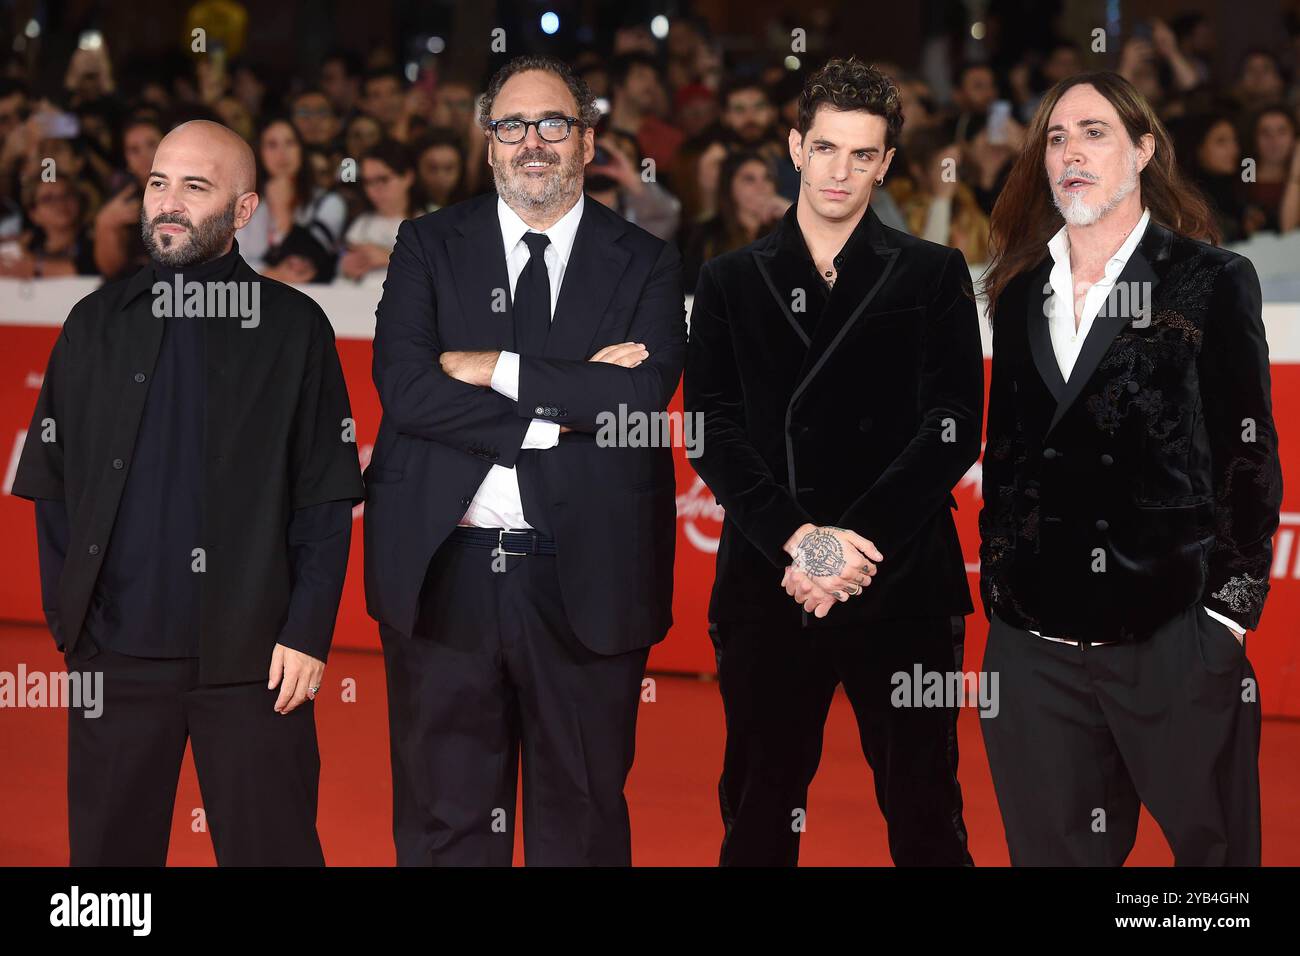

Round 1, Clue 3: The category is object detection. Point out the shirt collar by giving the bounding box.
[1047,207,1151,281]
[497,192,585,266]
[780,202,880,266]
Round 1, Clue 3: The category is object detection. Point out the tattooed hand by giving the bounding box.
[782,523,884,608]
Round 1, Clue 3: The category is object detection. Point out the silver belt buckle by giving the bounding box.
[497,529,528,556]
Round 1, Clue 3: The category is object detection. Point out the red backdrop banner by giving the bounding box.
[2,310,1296,715]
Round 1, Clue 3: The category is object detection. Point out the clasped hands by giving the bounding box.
[781,523,884,618]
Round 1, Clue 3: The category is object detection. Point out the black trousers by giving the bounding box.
[980,604,1262,866]
[712,614,974,866]
[379,541,650,866]
[65,643,324,866]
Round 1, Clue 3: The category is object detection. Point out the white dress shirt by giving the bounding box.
[459,193,585,529]
[1034,208,1244,644]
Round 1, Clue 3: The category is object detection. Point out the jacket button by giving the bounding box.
[535,407,545,415]
[1100,453,1114,465]
[88,544,100,555]
[112,458,124,469]
[1043,447,1057,459]
[1126,381,1140,394]
[134,372,146,383]
[1095,519,1109,531]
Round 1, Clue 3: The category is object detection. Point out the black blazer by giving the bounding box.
[364,193,686,653]
[979,217,1282,641]
[684,205,984,627]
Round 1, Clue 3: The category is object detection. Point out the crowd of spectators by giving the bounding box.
[3,7,1300,287]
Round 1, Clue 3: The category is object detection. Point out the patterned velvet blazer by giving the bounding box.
[979,217,1282,642]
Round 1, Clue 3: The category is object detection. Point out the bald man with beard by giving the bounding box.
[13,121,364,865]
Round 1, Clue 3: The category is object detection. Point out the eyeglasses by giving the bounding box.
[487,116,581,144]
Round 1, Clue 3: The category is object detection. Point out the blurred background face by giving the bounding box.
[361,156,411,214]
[417,143,461,203]
[617,63,661,112]
[677,94,718,138]
[1045,84,1143,226]
[730,158,775,216]
[364,76,403,127]
[793,105,892,223]
[293,92,338,146]
[260,120,302,178]
[432,82,475,128]
[306,148,333,191]
[0,89,27,140]
[956,66,996,114]
[486,69,592,215]
[1044,46,1083,85]
[29,180,80,231]
[1239,54,1284,100]
[123,123,161,185]
[321,60,357,109]
[346,116,382,159]
[1199,119,1240,175]
[214,95,253,141]
[723,87,774,143]
[899,80,935,134]
[1256,112,1296,166]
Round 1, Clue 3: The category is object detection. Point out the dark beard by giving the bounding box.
[141,197,238,267]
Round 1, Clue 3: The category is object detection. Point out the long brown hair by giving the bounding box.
[982,71,1218,317]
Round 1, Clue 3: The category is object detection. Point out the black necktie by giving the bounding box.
[514,232,552,354]
[512,231,552,533]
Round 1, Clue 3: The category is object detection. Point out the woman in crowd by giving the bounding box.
[681,148,788,291]
[412,127,467,211]
[0,176,97,277]
[1175,112,1247,243]
[1243,105,1297,235]
[239,115,347,282]
[338,138,418,281]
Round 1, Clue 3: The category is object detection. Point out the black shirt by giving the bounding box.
[16,241,365,683]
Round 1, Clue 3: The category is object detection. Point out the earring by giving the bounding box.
[874,177,884,186]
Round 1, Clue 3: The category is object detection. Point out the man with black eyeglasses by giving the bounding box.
[365,55,685,866]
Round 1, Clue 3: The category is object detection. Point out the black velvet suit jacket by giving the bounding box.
[979,217,1282,641]
[364,193,686,652]
[684,205,984,627]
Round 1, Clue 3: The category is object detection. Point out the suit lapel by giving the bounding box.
[547,200,630,360]
[752,222,814,349]
[1046,219,1167,434]
[1025,259,1067,403]
[791,209,897,404]
[445,195,517,351]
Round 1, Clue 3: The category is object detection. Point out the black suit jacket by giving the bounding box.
[979,217,1282,641]
[684,205,984,627]
[364,193,686,653]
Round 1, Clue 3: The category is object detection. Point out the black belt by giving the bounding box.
[448,526,556,555]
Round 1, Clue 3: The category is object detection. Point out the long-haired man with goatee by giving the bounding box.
[979,71,1281,865]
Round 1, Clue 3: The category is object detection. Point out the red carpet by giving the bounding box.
[2,620,1297,866]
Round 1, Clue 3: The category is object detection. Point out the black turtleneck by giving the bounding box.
[34,240,353,663]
